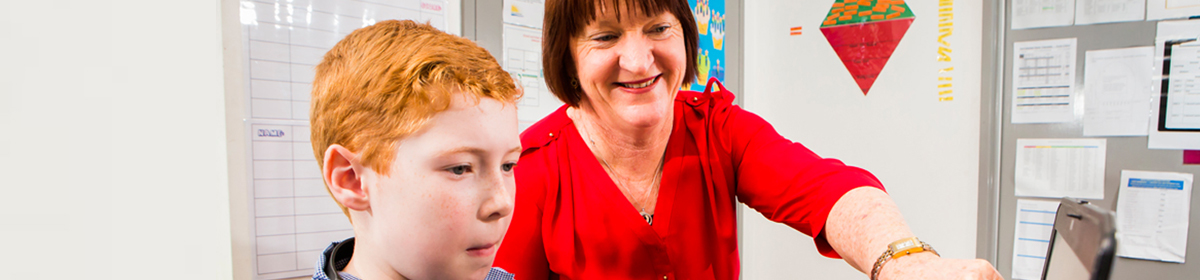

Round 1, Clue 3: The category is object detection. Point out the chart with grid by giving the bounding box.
[250,123,350,276]
[241,0,448,278]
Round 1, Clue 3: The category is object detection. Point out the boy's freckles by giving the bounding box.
[439,198,459,219]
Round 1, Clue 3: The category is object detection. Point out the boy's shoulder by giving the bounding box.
[311,237,516,280]
[312,237,360,280]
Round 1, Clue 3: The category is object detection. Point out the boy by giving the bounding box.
[309,20,521,280]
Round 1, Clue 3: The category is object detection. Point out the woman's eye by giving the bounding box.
[501,162,517,172]
[650,25,670,34]
[593,34,618,42]
[447,165,472,175]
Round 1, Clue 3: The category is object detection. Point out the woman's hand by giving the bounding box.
[825,187,1004,280]
[879,252,1003,280]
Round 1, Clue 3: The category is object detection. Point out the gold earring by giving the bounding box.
[571,78,579,89]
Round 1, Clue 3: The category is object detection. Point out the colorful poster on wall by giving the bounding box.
[689,0,725,91]
[820,0,915,95]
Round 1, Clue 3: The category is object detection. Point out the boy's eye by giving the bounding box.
[447,165,472,175]
[501,162,517,172]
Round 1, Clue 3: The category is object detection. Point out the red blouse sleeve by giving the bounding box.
[709,89,885,259]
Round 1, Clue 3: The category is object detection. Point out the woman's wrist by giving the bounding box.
[877,251,939,280]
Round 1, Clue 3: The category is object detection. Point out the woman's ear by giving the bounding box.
[323,145,370,211]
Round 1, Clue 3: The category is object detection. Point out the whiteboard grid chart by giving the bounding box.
[249,123,351,277]
[240,0,449,278]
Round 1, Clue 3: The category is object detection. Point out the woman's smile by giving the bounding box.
[614,74,662,92]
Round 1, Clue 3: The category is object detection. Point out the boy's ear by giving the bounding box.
[323,145,370,211]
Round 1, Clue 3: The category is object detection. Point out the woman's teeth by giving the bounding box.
[618,76,657,89]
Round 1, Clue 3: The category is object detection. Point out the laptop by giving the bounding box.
[1040,198,1117,280]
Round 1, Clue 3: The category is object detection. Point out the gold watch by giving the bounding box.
[870,237,938,280]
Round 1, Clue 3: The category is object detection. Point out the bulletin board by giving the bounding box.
[992,1,1200,279]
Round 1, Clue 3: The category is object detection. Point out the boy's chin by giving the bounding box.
[460,252,498,272]
[454,262,496,280]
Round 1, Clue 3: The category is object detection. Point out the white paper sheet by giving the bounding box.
[1012,38,1079,124]
[503,0,544,29]
[1149,20,1200,149]
[1015,138,1107,199]
[1147,0,1200,20]
[1115,170,1194,263]
[1075,0,1147,25]
[1083,46,1155,136]
[1162,43,1200,130]
[1013,0,1077,30]
[504,24,562,131]
[1012,199,1062,280]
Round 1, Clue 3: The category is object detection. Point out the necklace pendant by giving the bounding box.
[641,212,654,225]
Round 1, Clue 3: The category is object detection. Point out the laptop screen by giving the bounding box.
[1043,231,1090,280]
[1040,198,1117,280]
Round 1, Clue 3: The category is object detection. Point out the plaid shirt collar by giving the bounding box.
[312,237,514,280]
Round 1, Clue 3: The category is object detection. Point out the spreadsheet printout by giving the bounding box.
[1115,170,1194,263]
[240,0,450,278]
[1014,138,1107,199]
[1011,38,1079,124]
[1012,0,1076,30]
[1074,0,1146,25]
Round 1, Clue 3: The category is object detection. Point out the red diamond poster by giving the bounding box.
[820,0,915,95]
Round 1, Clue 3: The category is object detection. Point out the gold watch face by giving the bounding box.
[889,237,924,257]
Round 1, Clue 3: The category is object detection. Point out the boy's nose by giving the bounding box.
[479,177,514,222]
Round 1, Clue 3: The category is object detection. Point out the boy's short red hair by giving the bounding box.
[310,20,520,217]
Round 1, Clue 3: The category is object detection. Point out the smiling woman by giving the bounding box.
[491,0,1003,280]
[541,0,698,108]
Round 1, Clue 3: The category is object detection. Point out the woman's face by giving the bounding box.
[570,9,687,128]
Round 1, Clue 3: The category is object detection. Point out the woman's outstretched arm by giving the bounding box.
[825,187,1003,280]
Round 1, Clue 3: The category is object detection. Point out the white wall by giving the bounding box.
[740,0,983,278]
[0,0,233,279]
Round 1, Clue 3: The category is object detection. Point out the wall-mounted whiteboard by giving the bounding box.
[235,0,459,279]
[741,0,983,278]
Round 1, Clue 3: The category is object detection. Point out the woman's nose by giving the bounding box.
[618,35,655,75]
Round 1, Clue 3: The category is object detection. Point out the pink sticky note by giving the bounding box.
[1186,150,1200,164]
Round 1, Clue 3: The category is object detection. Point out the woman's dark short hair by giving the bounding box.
[542,0,699,107]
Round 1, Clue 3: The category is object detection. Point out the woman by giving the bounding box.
[494,1,1002,279]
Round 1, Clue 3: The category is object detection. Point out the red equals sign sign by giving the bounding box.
[789,26,803,36]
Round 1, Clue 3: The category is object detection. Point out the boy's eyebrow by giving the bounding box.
[436,146,523,157]
[437,146,487,157]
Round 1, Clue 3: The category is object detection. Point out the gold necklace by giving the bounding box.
[577,116,664,225]
[598,153,663,225]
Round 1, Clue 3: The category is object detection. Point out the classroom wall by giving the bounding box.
[0,0,235,279]
[739,0,985,278]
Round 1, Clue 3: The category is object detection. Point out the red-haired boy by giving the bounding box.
[309,20,522,280]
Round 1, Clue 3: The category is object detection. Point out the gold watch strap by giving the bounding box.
[870,237,938,280]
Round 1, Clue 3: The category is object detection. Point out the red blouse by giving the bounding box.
[495,81,885,280]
